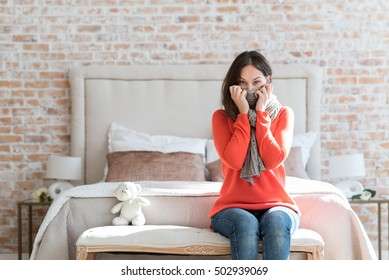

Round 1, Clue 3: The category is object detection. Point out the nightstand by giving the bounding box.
[348,197,389,260]
[17,199,52,260]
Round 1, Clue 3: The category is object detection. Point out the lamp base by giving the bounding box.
[335,180,364,199]
[48,181,73,199]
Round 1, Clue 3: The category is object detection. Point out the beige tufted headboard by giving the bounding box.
[69,64,322,184]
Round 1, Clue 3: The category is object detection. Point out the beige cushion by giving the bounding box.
[77,225,228,248]
[77,225,324,249]
[206,159,224,182]
[105,151,207,182]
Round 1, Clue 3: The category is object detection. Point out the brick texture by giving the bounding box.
[1,0,388,258]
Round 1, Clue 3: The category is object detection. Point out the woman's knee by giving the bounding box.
[260,207,299,235]
[211,208,259,236]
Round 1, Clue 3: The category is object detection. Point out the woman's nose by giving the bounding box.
[246,83,255,90]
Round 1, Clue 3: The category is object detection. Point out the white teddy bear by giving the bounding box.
[111,182,150,226]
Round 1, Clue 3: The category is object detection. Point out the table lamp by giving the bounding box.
[328,153,366,198]
[46,156,82,199]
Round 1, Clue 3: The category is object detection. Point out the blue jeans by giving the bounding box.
[211,207,300,260]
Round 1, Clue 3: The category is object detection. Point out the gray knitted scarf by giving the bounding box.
[229,88,282,184]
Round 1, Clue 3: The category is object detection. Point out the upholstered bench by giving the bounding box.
[76,225,324,260]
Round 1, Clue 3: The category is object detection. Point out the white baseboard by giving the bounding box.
[0,253,29,260]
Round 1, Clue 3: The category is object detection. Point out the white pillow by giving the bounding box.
[292,132,317,167]
[108,122,207,155]
[206,139,219,164]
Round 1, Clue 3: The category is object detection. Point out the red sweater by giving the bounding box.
[208,107,300,218]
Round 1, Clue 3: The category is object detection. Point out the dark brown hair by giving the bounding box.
[222,50,272,119]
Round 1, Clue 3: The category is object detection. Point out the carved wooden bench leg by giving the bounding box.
[76,245,94,260]
[311,243,325,260]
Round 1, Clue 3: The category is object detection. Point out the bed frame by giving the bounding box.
[69,64,323,184]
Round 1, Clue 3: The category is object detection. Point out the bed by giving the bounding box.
[30,64,377,260]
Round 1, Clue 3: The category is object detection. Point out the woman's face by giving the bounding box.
[237,65,269,91]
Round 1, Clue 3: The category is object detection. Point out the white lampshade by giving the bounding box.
[329,153,366,179]
[329,153,366,199]
[46,156,82,180]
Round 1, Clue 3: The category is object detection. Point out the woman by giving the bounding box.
[209,50,300,260]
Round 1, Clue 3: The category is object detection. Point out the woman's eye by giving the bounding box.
[253,81,262,86]
[238,81,246,86]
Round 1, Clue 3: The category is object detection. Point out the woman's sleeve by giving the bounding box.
[212,109,251,170]
[255,107,294,170]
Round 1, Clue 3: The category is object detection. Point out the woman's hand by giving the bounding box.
[255,83,273,111]
[230,85,249,114]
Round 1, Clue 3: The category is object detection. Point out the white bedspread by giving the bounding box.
[30,177,377,260]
